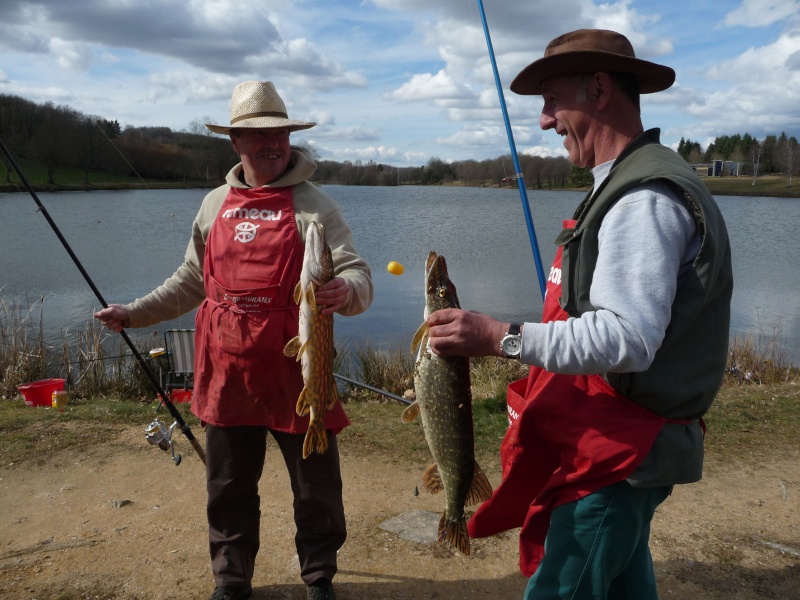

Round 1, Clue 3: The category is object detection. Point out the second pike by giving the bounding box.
[283,221,338,459]
[401,251,493,555]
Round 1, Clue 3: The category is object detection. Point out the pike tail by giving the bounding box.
[438,512,470,556]
[302,419,328,459]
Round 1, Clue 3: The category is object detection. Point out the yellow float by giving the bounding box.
[387,261,404,276]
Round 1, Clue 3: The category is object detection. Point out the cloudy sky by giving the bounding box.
[1,0,799,166]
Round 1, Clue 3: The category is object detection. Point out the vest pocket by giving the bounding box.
[555,226,580,316]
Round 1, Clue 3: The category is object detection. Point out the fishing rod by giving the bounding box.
[334,372,412,405]
[475,0,547,300]
[0,136,205,466]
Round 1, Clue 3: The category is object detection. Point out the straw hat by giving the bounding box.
[205,81,316,134]
[511,29,675,96]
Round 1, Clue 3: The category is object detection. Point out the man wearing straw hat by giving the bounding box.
[95,81,372,600]
[424,30,733,599]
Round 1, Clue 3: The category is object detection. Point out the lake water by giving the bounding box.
[1,185,798,363]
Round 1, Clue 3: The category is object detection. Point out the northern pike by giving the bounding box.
[283,221,338,459]
[401,251,493,555]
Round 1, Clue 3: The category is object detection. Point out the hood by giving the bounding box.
[225,146,317,189]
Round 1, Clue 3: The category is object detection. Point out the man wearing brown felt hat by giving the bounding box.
[425,29,733,600]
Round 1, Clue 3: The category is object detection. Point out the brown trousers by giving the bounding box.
[205,425,346,587]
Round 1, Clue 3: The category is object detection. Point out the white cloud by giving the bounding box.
[49,38,93,71]
[788,49,800,70]
[315,125,382,142]
[706,32,800,83]
[386,69,474,102]
[521,145,569,159]
[723,0,800,28]
[307,111,336,126]
[677,30,800,137]
[326,144,399,162]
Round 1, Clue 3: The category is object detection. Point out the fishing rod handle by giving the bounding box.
[189,437,207,464]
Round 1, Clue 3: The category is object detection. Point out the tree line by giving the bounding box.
[1,93,797,189]
[678,132,798,184]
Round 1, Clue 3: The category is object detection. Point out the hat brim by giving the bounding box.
[510,51,675,95]
[205,116,316,134]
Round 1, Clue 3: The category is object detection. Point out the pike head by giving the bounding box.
[301,221,334,289]
[424,251,460,317]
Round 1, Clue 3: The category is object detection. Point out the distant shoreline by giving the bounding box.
[1,176,798,198]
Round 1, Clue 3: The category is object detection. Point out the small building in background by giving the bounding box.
[690,160,744,177]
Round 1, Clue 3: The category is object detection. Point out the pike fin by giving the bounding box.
[297,339,308,360]
[400,401,420,423]
[421,463,444,495]
[438,512,470,555]
[296,387,310,417]
[465,461,494,506]
[306,284,317,311]
[410,322,429,354]
[293,281,302,305]
[326,381,340,410]
[302,420,328,459]
[283,336,302,358]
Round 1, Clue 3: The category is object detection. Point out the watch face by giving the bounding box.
[502,335,522,356]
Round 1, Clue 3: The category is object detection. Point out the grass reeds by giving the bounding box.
[2,294,797,410]
[0,294,48,398]
[0,299,798,469]
[727,320,796,385]
[0,298,157,402]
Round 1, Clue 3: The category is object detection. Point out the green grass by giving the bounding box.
[0,157,215,191]
[2,374,797,475]
[0,394,197,467]
[703,380,800,459]
[700,174,800,198]
[1,157,141,186]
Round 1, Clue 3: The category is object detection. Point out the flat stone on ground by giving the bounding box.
[379,510,439,544]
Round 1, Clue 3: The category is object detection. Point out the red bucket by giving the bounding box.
[16,378,66,407]
[171,389,193,404]
[157,389,193,404]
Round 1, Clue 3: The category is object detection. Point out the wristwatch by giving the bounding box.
[499,323,522,359]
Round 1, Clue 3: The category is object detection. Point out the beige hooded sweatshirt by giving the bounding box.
[124,147,373,327]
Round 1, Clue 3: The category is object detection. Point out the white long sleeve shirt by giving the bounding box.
[520,160,701,375]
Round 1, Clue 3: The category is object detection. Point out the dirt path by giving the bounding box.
[1,426,798,599]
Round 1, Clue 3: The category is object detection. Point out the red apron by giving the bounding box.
[190,186,349,433]
[468,220,668,577]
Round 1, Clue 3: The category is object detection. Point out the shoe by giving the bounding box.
[209,584,252,600]
[307,578,336,600]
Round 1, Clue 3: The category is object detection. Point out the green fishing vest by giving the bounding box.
[556,129,733,419]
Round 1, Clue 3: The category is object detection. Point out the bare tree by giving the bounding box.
[187,117,217,181]
[751,140,762,187]
[777,132,798,187]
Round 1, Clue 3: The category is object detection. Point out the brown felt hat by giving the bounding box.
[205,80,315,134]
[511,29,675,95]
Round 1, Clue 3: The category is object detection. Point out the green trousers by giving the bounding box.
[524,481,672,600]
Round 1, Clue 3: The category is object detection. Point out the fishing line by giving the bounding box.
[38,54,152,189]
[12,55,198,370]
[0,136,205,465]
[166,211,190,328]
[474,0,547,300]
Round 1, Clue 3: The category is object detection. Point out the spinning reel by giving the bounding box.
[145,419,182,466]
